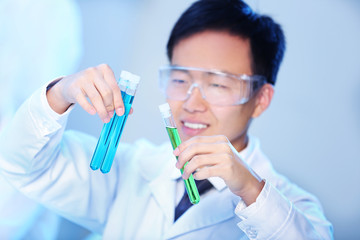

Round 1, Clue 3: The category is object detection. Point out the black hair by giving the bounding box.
[166,0,285,85]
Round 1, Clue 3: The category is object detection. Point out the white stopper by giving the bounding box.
[129,73,140,84]
[120,70,133,80]
[119,70,141,90]
[158,103,171,118]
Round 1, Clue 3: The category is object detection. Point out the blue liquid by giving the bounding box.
[90,116,116,170]
[90,91,126,170]
[100,93,134,173]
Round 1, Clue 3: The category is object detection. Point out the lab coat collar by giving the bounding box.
[165,187,239,239]
[148,160,239,239]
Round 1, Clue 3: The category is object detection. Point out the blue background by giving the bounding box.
[1,0,359,239]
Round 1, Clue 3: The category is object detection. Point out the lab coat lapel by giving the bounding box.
[148,171,177,224]
[138,144,178,224]
[165,187,238,239]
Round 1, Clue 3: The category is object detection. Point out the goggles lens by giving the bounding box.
[159,65,266,106]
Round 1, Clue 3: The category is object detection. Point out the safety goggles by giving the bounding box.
[158,65,266,106]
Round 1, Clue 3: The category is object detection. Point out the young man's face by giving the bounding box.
[168,30,258,151]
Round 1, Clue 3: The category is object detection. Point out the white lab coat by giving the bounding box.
[0,86,333,239]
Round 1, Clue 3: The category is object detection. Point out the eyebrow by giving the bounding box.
[171,64,232,76]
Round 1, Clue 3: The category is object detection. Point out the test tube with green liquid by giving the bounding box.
[159,103,200,204]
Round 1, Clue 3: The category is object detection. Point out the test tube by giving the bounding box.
[90,71,133,170]
[100,73,140,173]
[159,103,200,204]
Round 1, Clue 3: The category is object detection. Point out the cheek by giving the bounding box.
[212,106,251,134]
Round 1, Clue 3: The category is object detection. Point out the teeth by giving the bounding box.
[184,122,207,129]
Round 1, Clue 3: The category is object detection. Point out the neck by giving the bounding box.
[232,133,249,153]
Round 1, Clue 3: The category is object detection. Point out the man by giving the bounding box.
[0,0,333,239]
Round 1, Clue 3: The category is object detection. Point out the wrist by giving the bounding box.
[241,178,265,206]
[46,77,73,114]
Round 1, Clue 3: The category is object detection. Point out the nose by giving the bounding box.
[187,83,206,99]
[183,83,207,112]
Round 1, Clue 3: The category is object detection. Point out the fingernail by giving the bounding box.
[116,107,124,116]
[103,117,110,123]
[108,111,114,118]
[89,108,96,115]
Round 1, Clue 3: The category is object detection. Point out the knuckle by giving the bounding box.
[109,81,119,90]
[189,142,199,152]
[191,155,199,165]
[87,91,98,99]
[85,67,97,76]
[98,63,110,71]
[102,88,113,99]
[105,105,114,112]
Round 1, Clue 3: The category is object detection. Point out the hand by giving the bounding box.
[174,135,265,205]
[46,64,127,123]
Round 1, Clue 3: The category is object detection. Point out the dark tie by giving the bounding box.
[174,179,213,222]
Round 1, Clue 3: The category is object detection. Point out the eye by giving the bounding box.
[171,78,186,84]
[210,83,228,89]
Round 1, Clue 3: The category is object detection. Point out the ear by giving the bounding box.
[252,84,274,118]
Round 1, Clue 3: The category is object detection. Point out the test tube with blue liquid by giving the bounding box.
[90,71,140,173]
[159,103,200,204]
[100,73,140,173]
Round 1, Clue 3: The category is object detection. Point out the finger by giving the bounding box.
[82,84,110,122]
[192,165,222,180]
[75,91,96,115]
[98,64,124,116]
[181,153,223,179]
[91,69,115,113]
[93,77,114,113]
[176,141,231,170]
[175,135,229,155]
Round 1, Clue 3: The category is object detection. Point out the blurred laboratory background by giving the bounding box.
[1,0,360,239]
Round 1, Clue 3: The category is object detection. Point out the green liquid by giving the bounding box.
[166,127,200,204]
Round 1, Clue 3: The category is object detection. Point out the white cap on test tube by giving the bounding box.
[130,73,140,84]
[118,70,132,90]
[120,70,133,80]
[159,103,171,118]
[127,73,141,90]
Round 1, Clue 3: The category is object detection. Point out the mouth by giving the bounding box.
[183,121,208,129]
[181,120,209,137]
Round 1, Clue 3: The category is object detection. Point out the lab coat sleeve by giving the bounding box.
[0,85,128,234]
[235,179,333,240]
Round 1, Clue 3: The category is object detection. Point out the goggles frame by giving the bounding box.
[158,65,267,106]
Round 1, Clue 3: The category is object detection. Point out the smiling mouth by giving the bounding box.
[183,121,208,129]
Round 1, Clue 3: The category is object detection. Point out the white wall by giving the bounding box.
[67,0,360,239]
